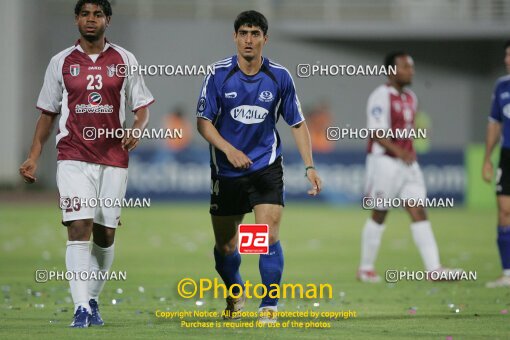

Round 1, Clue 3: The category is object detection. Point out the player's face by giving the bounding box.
[234,25,268,61]
[75,3,110,42]
[505,47,510,74]
[393,55,415,86]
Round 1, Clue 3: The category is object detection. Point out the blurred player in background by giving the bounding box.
[358,51,460,282]
[19,0,154,327]
[482,40,510,288]
[197,11,321,323]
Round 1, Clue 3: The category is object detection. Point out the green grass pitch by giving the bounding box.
[0,203,509,339]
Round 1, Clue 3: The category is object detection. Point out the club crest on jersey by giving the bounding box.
[225,92,237,99]
[258,90,274,102]
[230,105,268,124]
[70,64,80,77]
[88,92,102,106]
[107,64,116,78]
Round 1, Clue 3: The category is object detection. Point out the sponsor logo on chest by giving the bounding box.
[88,92,102,106]
[230,105,268,124]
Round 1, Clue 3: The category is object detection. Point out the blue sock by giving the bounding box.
[259,241,284,307]
[214,247,243,295]
[497,226,510,270]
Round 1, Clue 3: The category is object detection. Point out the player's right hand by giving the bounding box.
[19,158,37,184]
[225,147,253,170]
[482,160,493,183]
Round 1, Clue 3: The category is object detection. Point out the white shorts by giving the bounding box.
[364,154,426,210]
[57,160,128,228]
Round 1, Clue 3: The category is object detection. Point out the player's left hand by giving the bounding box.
[306,168,322,196]
[121,135,140,152]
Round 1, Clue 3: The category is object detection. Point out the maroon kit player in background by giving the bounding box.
[357,51,462,282]
[19,0,154,327]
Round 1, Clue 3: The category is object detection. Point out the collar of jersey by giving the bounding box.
[74,38,111,54]
[385,83,405,96]
[235,55,267,77]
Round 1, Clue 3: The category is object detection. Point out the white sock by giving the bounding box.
[88,242,115,301]
[410,220,441,271]
[66,240,91,313]
[359,219,386,271]
[503,269,510,277]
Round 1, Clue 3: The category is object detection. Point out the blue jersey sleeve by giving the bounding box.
[490,82,502,122]
[279,71,305,126]
[197,73,219,122]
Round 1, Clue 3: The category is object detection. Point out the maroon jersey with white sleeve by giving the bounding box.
[36,40,154,168]
[366,84,417,158]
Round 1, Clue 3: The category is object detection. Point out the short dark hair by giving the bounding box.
[234,10,268,35]
[505,40,510,50]
[75,0,112,17]
[384,51,409,71]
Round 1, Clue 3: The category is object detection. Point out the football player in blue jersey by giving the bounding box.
[196,10,322,323]
[483,40,510,288]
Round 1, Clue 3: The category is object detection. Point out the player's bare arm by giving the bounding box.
[374,137,416,165]
[197,118,252,169]
[291,121,322,196]
[122,107,150,151]
[483,120,502,182]
[19,112,58,183]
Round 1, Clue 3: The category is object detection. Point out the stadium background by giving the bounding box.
[1,0,510,338]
